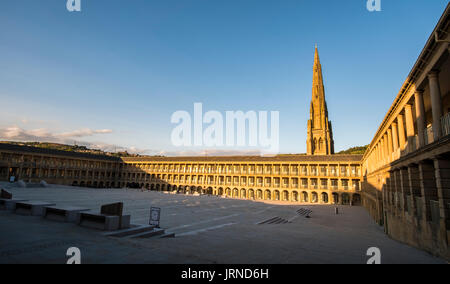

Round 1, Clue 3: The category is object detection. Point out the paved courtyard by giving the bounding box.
[0,182,445,264]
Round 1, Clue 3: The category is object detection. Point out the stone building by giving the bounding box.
[0,3,449,259]
[361,4,450,260]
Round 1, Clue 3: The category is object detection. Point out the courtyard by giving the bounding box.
[0,182,445,264]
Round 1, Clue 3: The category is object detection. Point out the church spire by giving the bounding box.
[307,46,335,155]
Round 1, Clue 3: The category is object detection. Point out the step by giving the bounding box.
[103,224,156,238]
[124,228,166,239]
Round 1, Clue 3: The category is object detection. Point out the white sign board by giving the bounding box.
[149,207,161,228]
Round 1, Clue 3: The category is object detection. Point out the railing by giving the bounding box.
[441,112,450,137]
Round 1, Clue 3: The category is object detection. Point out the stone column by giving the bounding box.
[428,71,443,141]
[387,128,393,160]
[397,114,406,150]
[404,104,415,151]
[392,122,399,152]
[414,90,426,147]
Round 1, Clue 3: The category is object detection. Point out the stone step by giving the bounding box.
[127,228,166,239]
[103,224,156,238]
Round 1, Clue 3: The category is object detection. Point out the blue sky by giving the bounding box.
[0,0,448,155]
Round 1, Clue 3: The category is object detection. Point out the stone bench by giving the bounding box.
[77,202,130,231]
[0,189,28,211]
[43,206,90,223]
[0,198,29,211]
[14,201,56,216]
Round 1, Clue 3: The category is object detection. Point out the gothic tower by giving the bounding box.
[307,46,335,155]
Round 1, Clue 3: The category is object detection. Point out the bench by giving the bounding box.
[77,202,130,231]
[1,189,12,199]
[43,206,90,223]
[14,201,56,216]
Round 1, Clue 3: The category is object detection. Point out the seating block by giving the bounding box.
[43,206,90,223]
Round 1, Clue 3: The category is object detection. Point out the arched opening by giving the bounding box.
[226,188,232,197]
[161,184,166,191]
[150,184,155,191]
[72,181,78,187]
[233,188,239,198]
[155,184,160,191]
[265,190,272,200]
[80,181,85,187]
[167,185,171,191]
[218,187,224,196]
[352,194,362,206]
[342,193,350,205]
[311,192,318,203]
[282,190,289,201]
[332,193,339,204]
[292,191,299,202]
[240,189,246,199]
[197,186,203,194]
[256,190,263,200]
[145,183,150,190]
[173,185,178,192]
[302,191,308,203]
[248,189,255,200]
[321,192,329,204]
[207,187,213,195]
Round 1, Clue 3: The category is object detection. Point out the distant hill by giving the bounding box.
[0,141,146,158]
[337,145,369,155]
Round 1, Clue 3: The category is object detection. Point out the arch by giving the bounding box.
[173,185,178,192]
[197,186,203,194]
[240,189,246,199]
[265,189,272,200]
[302,191,308,203]
[72,181,78,187]
[332,192,339,204]
[342,193,351,205]
[352,194,361,206]
[226,188,232,197]
[167,185,172,191]
[145,183,150,190]
[150,184,155,191]
[155,184,160,191]
[321,192,329,204]
[80,181,85,187]
[282,190,289,201]
[93,181,98,188]
[292,191,299,202]
[311,192,318,203]
[218,187,224,196]
[256,189,263,200]
[206,187,213,195]
[161,184,166,192]
[248,189,255,200]
[233,188,239,198]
